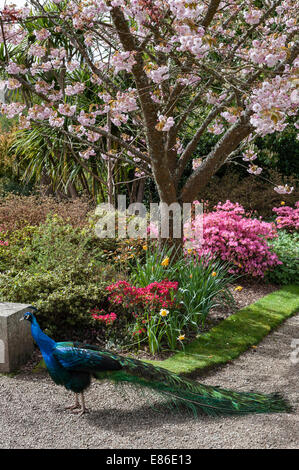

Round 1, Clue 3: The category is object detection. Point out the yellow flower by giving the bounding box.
[142,245,147,251]
[238,263,242,268]
[187,248,193,254]
[161,256,169,267]
[211,271,217,277]
[177,334,185,341]
[159,309,169,317]
[280,201,285,205]
[234,286,243,292]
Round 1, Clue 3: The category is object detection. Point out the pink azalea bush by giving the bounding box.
[272,202,299,232]
[189,200,281,277]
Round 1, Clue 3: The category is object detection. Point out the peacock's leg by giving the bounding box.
[71,392,89,416]
[65,393,81,411]
[78,392,89,416]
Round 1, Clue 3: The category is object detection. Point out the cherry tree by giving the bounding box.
[0,0,298,235]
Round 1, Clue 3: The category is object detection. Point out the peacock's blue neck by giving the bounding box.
[31,321,56,354]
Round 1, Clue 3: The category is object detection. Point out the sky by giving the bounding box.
[1,0,26,8]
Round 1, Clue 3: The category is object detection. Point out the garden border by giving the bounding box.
[145,284,299,375]
[25,284,299,378]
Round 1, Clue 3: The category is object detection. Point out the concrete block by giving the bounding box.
[0,303,34,373]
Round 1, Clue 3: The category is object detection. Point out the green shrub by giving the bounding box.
[1,215,112,273]
[0,265,111,338]
[267,231,299,285]
[0,215,122,338]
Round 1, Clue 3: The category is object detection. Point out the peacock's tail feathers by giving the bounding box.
[92,352,293,416]
[28,313,293,417]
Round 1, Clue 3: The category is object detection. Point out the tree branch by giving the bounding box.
[201,0,221,28]
[175,93,234,183]
[180,110,253,203]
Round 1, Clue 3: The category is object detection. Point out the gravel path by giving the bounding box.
[0,314,298,449]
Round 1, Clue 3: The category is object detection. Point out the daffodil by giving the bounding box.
[142,245,147,251]
[177,334,185,341]
[187,248,193,254]
[161,256,169,267]
[280,201,285,205]
[159,309,169,317]
[211,271,217,277]
[234,286,243,292]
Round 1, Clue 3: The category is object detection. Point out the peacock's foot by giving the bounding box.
[65,403,81,411]
[65,393,81,411]
[72,407,89,417]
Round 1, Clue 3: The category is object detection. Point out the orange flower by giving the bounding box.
[161,256,169,267]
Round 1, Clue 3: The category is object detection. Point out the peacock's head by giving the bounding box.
[20,307,37,323]
[21,312,34,323]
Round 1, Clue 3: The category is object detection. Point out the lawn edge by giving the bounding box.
[144,284,299,375]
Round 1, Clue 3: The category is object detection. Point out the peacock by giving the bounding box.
[20,309,293,417]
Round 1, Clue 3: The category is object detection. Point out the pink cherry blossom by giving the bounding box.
[34,28,50,41]
[244,9,262,25]
[111,51,137,74]
[58,103,77,117]
[79,147,96,160]
[49,113,65,128]
[156,115,175,132]
[146,65,169,84]
[65,82,85,96]
[247,165,262,175]
[5,78,21,89]
[274,185,294,195]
